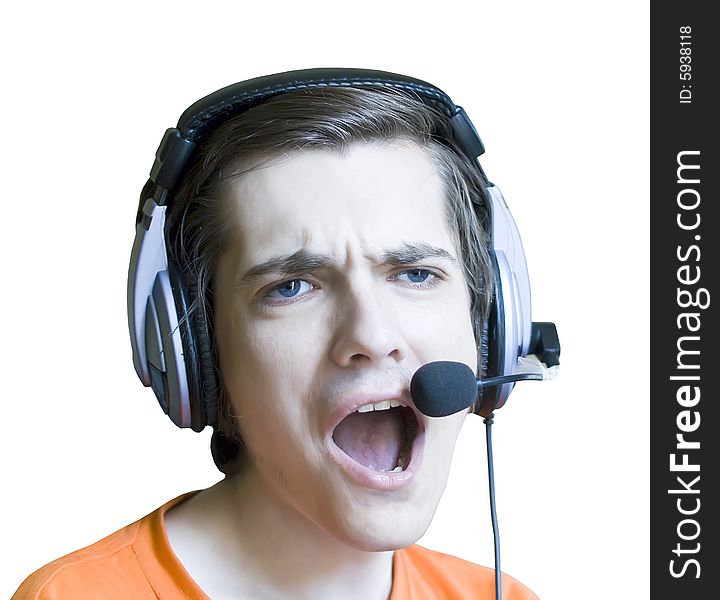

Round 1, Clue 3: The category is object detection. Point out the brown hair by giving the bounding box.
[166,86,495,473]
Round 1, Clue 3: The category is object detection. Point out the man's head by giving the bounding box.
[165,87,494,469]
[156,85,495,549]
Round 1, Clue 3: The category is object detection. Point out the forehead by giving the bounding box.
[220,141,458,265]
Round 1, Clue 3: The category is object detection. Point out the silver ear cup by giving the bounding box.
[148,268,191,427]
[128,198,192,427]
[485,185,532,409]
[128,198,166,387]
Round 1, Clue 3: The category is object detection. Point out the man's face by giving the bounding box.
[214,141,478,551]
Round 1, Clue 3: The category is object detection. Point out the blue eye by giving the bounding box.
[390,267,444,289]
[403,268,432,283]
[275,280,307,297]
[265,279,315,302]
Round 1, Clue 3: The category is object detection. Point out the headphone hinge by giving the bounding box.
[149,128,196,193]
[450,106,486,158]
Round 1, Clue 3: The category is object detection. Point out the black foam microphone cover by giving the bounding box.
[410,361,478,417]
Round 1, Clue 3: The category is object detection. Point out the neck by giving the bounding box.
[165,467,395,600]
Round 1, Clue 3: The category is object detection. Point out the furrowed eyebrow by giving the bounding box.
[379,243,459,267]
[235,249,334,289]
[235,243,458,290]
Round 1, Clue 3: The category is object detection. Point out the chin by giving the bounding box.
[330,505,434,552]
[341,528,427,553]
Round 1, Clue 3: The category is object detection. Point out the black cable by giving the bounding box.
[483,412,502,600]
[477,372,543,390]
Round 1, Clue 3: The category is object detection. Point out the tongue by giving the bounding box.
[332,410,404,472]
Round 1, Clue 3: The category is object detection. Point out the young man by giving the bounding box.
[13,69,547,599]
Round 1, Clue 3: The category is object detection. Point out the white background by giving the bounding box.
[1,1,648,598]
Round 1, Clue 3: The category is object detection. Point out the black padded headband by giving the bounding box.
[149,68,485,194]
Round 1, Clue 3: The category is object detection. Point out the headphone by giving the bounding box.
[127,68,559,431]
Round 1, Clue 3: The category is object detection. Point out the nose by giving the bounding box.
[329,282,407,368]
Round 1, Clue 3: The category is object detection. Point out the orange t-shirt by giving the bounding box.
[12,493,539,599]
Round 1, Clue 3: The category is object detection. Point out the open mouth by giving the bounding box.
[331,403,420,473]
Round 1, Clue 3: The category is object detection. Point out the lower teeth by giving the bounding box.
[392,453,409,472]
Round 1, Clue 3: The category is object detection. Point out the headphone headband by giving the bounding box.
[149,69,485,195]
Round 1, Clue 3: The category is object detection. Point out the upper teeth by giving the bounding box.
[356,399,402,413]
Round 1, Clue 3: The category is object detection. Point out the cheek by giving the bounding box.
[245,317,327,384]
[219,317,326,438]
[421,411,467,502]
[446,289,479,364]
[402,292,478,367]
[219,310,299,387]
[430,408,466,444]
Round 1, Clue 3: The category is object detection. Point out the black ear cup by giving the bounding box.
[166,259,219,431]
[185,275,219,428]
[475,262,503,417]
[478,319,490,380]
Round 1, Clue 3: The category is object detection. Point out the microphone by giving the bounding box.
[410,361,477,417]
[410,360,550,417]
